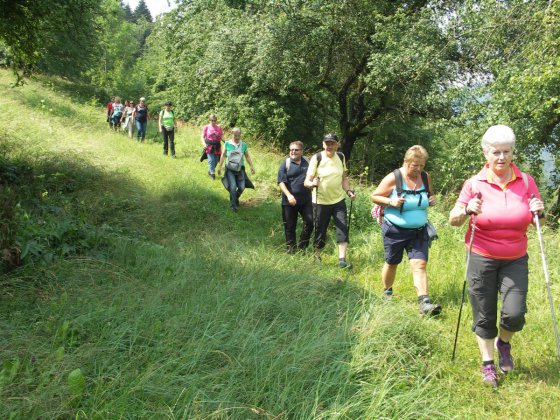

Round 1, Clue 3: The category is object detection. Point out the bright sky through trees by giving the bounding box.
[124,0,175,19]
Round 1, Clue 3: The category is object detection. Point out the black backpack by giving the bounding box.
[393,168,430,213]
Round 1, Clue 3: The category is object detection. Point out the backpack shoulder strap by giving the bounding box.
[336,151,346,168]
[521,172,528,191]
[285,157,291,172]
[315,151,322,165]
[313,152,323,177]
[393,168,403,195]
[421,171,430,197]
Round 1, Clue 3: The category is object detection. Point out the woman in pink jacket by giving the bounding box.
[449,125,545,388]
[201,114,223,180]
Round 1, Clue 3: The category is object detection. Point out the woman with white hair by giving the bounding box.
[449,124,545,388]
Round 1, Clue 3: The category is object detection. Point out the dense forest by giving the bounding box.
[1,0,559,207]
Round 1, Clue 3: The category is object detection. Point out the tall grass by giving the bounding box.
[1,69,560,418]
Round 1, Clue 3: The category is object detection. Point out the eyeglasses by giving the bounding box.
[289,148,301,152]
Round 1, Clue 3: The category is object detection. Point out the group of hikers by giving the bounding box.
[106,96,178,157]
[103,100,549,388]
[276,124,546,389]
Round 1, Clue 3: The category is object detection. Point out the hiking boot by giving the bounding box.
[338,259,353,269]
[383,288,393,301]
[481,364,499,388]
[495,338,514,373]
[418,297,442,316]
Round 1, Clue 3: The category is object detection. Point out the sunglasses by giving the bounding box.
[289,148,301,152]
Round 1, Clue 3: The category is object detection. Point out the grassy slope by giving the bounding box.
[1,70,559,418]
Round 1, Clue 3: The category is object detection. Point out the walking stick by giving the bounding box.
[452,192,481,361]
[313,180,319,256]
[532,195,560,357]
[347,196,354,237]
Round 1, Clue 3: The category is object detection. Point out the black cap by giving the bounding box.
[323,133,338,143]
[165,101,172,106]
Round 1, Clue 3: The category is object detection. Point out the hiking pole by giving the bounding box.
[347,195,354,237]
[531,195,560,358]
[313,178,319,258]
[452,192,481,361]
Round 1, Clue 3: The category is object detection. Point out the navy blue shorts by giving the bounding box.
[381,219,429,264]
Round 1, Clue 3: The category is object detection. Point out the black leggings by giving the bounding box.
[162,128,175,156]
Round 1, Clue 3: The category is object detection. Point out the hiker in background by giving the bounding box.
[304,133,355,269]
[217,127,255,212]
[201,114,223,180]
[122,100,135,138]
[448,125,544,388]
[111,97,124,131]
[106,95,115,129]
[159,101,177,158]
[277,141,313,254]
[370,145,440,315]
[133,97,149,142]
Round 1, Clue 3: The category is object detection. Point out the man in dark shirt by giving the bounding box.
[277,141,313,253]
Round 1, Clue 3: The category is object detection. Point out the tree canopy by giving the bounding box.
[1,0,559,205]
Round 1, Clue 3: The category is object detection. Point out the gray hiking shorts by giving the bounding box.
[467,253,529,339]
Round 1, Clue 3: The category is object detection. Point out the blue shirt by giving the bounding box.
[384,180,429,228]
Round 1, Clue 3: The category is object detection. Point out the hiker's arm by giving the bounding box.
[449,179,481,226]
[449,204,472,226]
[529,195,545,226]
[342,174,355,200]
[371,173,403,207]
[244,151,255,174]
[217,149,226,175]
[201,127,207,147]
[158,113,162,132]
[304,157,318,189]
[279,182,296,205]
[427,172,436,206]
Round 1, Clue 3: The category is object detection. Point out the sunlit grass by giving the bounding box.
[1,69,559,418]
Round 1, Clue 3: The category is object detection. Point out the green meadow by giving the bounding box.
[1,70,559,418]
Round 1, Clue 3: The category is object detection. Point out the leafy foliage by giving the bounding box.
[0,0,100,83]
[446,1,560,191]
[148,0,456,169]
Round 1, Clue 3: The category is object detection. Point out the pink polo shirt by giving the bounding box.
[457,163,540,260]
